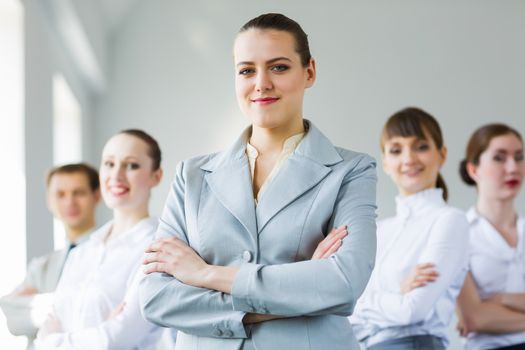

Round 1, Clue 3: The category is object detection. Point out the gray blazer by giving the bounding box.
[140,121,377,350]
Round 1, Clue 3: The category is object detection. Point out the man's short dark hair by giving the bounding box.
[46,163,100,192]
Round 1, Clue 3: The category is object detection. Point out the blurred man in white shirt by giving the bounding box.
[0,163,100,348]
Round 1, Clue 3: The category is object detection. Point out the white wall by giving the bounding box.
[22,0,109,261]
[96,0,525,220]
[24,0,56,260]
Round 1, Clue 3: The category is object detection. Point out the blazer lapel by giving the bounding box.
[201,128,258,240]
[256,121,343,233]
[256,156,331,233]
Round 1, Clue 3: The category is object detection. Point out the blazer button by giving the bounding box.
[224,330,234,337]
[242,250,252,262]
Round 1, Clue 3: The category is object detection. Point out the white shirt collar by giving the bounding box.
[246,132,305,159]
[395,188,445,218]
[466,206,479,223]
[64,230,92,247]
[90,217,158,247]
[467,206,525,229]
[467,206,525,254]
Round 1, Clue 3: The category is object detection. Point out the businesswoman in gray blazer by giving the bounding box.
[139,13,377,350]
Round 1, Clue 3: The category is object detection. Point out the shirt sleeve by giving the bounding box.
[365,209,469,326]
[34,272,161,350]
[0,257,54,337]
[139,161,249,339]
[230,155,377,317]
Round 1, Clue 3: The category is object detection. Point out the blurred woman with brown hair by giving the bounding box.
[457,123,525,350]
[351,107,469,350]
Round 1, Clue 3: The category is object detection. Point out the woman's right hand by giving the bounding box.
[456,313,469,337]
[38,313,62,339]
[400,262,439,294]
[311,225,348,260]
[107,302,125,320]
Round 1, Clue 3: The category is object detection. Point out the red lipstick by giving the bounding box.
[505,179,520,188]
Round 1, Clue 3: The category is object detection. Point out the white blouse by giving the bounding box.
[34,217,162,350]
[246,132,304,203]
[350,189,469,348]
[465,208,525,350]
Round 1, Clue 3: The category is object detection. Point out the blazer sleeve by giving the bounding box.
[230,155,377,317]
[364,210,469,326]
[139,161,249,339]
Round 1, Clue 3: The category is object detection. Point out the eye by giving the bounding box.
[73,189,88,197]
[388,147,401,155]
[126,162,140,170]
[515,152,524,162]
[271,64,289,72]
[238,67,255,75]
[103,160,114,168]
[415,142,430,152]
[493,154,505,162]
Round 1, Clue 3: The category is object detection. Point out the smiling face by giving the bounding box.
[467,133,525,201]
[382,133,447,197]
[233,28,315,130]
[99,134,161,213]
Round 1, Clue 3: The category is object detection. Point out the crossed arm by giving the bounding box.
[361,211,469,327]
[0,256,55,338]
[486,292,525,313]
[456,273,525,336]
[34,271,160,349]
[143,225,349,324]
[139,157,377,337]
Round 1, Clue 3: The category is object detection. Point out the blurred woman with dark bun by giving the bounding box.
[34,129,165,349]
[457,123,525,350]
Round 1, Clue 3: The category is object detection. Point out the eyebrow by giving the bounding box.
[386,136,426,144]
[236,57,292,67]
[102,156,140,161]
[494,149,523,153]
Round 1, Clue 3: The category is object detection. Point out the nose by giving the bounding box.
[109,163,126,181]
[401,149,416,165]
[506,157,519,173]
[255,70,273,92]
[64,193,75,206]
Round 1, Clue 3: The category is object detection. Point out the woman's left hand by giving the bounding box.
[311,225,348,260]
[143,237,209,288]
[400,262,439,294]
[39,313,62,338]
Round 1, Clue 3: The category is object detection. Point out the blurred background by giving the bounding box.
[1,0,524,348]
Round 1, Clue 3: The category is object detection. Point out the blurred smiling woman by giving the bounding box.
[350,107,469,350]
[140,13,377,350]
[34,129,164,350]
